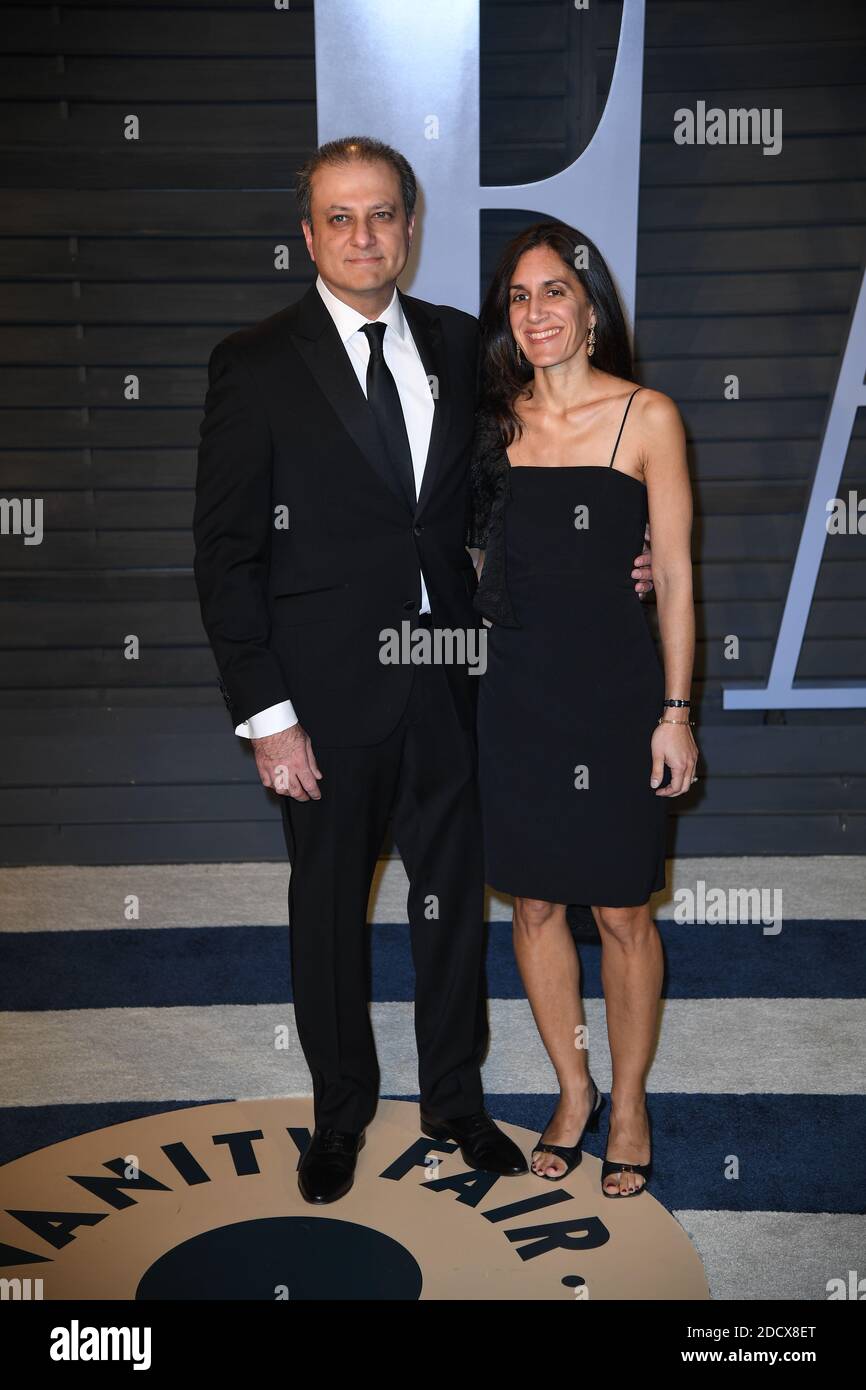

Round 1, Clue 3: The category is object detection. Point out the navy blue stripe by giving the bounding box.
[0,1099,228,1168]
[426,1094,866,1215]
[1,920,864,1010]
[1,1095,863,1215]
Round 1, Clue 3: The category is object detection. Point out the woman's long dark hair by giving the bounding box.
[478,221,635,445]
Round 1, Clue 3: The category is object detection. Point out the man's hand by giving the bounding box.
[632,523,654,598]
[251,723,322,801]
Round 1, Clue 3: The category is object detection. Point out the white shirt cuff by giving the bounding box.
[235,700,299,739]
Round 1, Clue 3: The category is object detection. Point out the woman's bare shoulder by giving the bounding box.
[632,385,684,433]
[632,388,688,482]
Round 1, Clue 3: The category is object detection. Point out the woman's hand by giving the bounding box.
[650,721,698,796]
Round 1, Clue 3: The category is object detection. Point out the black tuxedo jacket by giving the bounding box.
[193,282,482,746]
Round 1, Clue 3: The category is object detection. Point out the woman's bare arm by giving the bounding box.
[641,391,698,797]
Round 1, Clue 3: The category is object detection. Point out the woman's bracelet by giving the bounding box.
[658,717,695,726]
[663,698,690,708]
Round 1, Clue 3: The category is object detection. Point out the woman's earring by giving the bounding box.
[586,323,596,357]
[515,341,523,364]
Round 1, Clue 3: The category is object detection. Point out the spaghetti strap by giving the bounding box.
[608,387,643,468]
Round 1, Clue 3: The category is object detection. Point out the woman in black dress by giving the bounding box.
[467,222,697,1196]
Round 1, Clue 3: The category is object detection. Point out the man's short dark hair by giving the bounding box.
[295,135,418,226]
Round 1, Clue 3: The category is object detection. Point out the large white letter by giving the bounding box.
[314,0,645,325]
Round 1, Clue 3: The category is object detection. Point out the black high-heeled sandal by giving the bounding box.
[601,1105,652,1198]
[531,1077,604,1182]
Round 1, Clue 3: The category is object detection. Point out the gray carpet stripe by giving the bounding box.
[672,1210,866,1301]
[2,997,862,1108]
[1,857,864,930]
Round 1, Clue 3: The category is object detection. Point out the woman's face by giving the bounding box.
[507,245,595,369]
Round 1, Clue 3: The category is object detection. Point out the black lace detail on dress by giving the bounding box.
[465,409,520,627]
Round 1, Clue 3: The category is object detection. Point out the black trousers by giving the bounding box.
[281,654,489,1132]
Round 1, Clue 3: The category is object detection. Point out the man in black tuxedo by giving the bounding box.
[194,135,522,1202]
[194,136,652,1203]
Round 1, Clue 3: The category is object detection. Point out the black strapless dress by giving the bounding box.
[476,440,668,907]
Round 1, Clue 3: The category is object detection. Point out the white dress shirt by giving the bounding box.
[235,274,435,739]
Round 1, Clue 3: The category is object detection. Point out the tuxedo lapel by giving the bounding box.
[399,291,452,518]
[288,284,410,510]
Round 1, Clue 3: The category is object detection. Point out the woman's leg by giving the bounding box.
[512,896,595,1177]
[593,902,662,1194]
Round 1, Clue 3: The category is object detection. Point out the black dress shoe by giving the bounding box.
[419,1108,528,1175]
[297,1127,366,1204]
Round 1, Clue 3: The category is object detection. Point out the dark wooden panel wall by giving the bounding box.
[1,0,864,862]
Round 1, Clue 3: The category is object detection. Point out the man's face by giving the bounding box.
[302,158,414,304]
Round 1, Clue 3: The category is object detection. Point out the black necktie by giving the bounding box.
[360,321,416,508]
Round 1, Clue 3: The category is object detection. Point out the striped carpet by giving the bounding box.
[1,856,864,1300]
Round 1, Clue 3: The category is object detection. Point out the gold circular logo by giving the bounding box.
[0,1099,707,1300]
